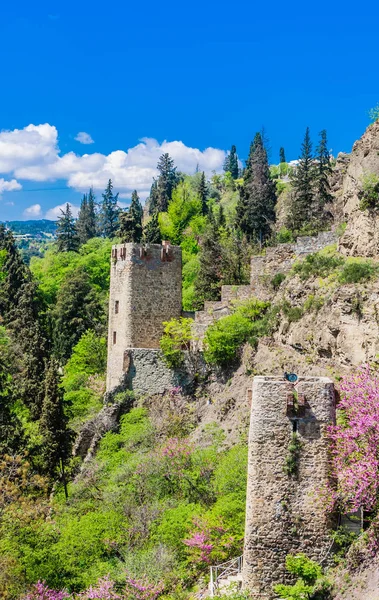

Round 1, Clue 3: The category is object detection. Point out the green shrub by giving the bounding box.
[271,272,286,290]
[359,173,379,210]
[274,554,330,600]
[369,104,379,123]
[339,260,377,283]
[273,227,294,244]
[303,294,324,312]
[281,300,303,323]
[203,299,269,365]
[293,252,344,280]
[160,317,193,368]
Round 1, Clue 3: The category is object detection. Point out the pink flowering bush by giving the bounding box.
[23,576,164,600]
[328,365,379,512]
[24,581,70,600]
[183,516,237,567]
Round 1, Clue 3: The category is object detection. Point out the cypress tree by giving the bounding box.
[151,153,178,213]
[77,189,97,245]
[143,212,161,244]
[289,127,316,230]
[198,172,208,215]
[279,147,286,163]
[118,190,143,243]
[0,225,28,316]
[99,179,119,238]
[0,327,23,453]
[223,145,239,179]
[315,129,333,214]
[236,132,277,245]
[0,227,47,417]
[39,359,73,499]
[56,203,79,252]
[194,215,223,307]
[52,268,104,362]
[148,180,159,215]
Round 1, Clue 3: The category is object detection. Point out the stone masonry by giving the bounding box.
[106,242,182,392]
[243,376,336,598]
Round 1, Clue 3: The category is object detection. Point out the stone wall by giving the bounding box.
[119,348,193,396]
[251,231,338,300]
[243,376,336,598]
[106,242,182,392]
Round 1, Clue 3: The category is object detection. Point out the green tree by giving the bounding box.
[0,327,23,453]
[0,225,28,316]
[279,147,286,163]
[149,154,178,213]
[143,212,162,243]
[289,127,316,230]
[56,203,79,252]
[223,145,239,179]
[198,172,208,215]
[77,189,97,245]
[52,268,104,362]
[159,181,202,245]
[194,215,223,307]
[118,190,143,243]
[40,359,73,499]
[99,179,119,238]
[236,132,276,244]
[315,129,333,217]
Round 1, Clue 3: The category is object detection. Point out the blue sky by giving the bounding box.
[0,0,378,220]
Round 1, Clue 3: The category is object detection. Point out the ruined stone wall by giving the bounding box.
[106,243,182,392]
[251,231,338,300]
[243,376,335,599]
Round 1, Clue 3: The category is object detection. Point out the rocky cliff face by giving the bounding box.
[338,120,379,255]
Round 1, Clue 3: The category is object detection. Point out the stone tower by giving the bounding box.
[106,242,182,392]
[243,376,336,598]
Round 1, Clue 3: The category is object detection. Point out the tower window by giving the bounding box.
[113,331,117,345]
[115,300,119,314]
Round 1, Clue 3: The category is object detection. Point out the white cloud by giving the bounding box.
[0,178,22,193]
[0,123,227,201]
[45,202,80,220]
[23,203,42,218]
[75,131,95,145]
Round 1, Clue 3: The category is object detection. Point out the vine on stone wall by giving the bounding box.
[284,432,302,478]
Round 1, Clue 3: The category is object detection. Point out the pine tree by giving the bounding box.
[289,127,316,230]
[149,154,178,214]
[279,147,286,163]
[315,130,333,214]
[118,190,143,243]
[223,145,239,179]
[77,189,97,245]
[194,215,223,307]
[143,212,161,244]
[56,203,79,252]
[39,359,73,498]
[198,172,208,215]
[236,132,277,244]
[99,179,119,238]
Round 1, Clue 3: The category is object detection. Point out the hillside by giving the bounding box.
[2,122,379,600]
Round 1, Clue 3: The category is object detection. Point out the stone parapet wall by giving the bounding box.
[221,285,252,303]
[243,376,336,598]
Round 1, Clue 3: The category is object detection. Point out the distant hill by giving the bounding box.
[4,219,57,238]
